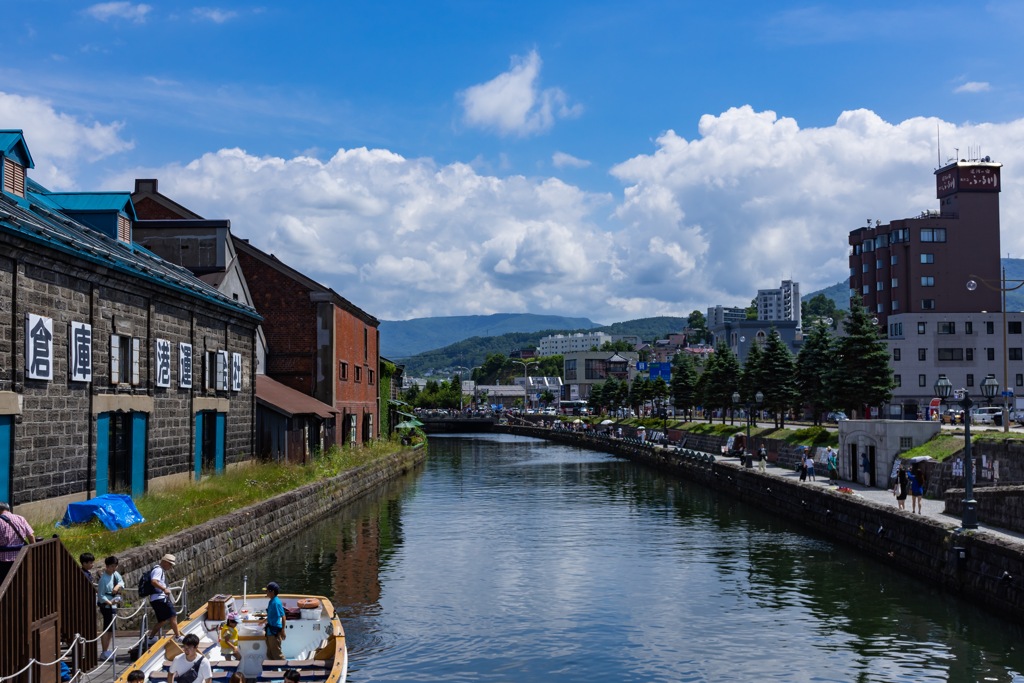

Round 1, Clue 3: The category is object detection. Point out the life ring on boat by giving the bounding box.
[296,598,320,610]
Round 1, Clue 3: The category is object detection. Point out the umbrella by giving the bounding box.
[636,425,646,430]
[600,419,614,425]
[908,455,934,463]
[573,419,583,424]
[396,419,422,430]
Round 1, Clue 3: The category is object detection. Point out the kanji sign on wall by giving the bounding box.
[26,313,54,380]
[232,352,242,391]
[155,338,172,388]
[179,342,193,389]
[69,321,92,382]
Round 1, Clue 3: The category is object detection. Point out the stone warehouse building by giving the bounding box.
[0,131,261,520]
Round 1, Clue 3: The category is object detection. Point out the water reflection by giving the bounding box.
[195,434,1024,682]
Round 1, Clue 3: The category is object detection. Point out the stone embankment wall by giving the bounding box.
[113,446,426,623]
[501,425,1024,622]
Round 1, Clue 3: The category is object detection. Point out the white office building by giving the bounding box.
[538,332,613,356]
[757,279,801,329]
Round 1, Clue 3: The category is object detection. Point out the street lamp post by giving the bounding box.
[935,373,999,529]
[511,360,539,411]
[732,390,764,468]
[967,268,1024,432]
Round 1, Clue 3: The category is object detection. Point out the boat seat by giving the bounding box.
[150,663,233,679]
[211,660,240,671]
[261,660,328,670]
[258,671,329,683]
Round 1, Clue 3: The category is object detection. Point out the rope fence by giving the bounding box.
[0,579,188,683]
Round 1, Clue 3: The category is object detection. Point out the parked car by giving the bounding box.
[826,411,848,422]
[971,406,1003,425]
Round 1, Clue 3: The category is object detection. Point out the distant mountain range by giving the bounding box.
[387,259,1024,375]
[379,313,600,359]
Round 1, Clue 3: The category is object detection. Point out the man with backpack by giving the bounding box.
[145,553,182,644]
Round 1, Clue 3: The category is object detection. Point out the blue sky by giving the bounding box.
[3,1,1024,323]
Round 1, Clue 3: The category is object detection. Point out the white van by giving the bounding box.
[971,407,1003,425]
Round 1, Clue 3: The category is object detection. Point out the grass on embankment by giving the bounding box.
[38,440,408,560]
[579,415,839,448]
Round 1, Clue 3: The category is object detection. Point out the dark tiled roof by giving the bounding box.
[0,190,260,321]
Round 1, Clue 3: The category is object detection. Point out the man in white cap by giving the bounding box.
[147,553,182,643]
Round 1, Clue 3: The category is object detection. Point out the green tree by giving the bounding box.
[687,310,711,344]
[740,339,766,403]
[671,352,698,420]
[651,377,670,416]
[540,389,556,407]
[759,329,799,428]
[796,320,836,425]
[703,341,741,423]
[598,340,635,352]
[745,297,758,320]
[832,301,895,418]
[802,293,845,330]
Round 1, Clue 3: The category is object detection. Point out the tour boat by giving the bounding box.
[115,588,347,683]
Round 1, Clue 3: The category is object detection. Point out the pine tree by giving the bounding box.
[760,328,799,428]
[796,320,836,425]
[671,352,698,421]
[832,301,895,418]
[703,341,741,423]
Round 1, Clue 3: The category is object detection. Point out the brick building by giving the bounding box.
[0,131,261,520]
[233,238,381,446]
[131,180,339,462]
[848,158,1002,329]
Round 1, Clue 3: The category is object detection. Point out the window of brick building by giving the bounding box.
[355,366,362,382]
[110,335,140,385]
[339,361,348,381]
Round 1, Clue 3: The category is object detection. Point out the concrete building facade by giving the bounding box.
[538,332,612,356]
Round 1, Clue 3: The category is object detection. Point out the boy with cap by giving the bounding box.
[219,612,241,660]
[147,553,182,643]
[260,582,286,660]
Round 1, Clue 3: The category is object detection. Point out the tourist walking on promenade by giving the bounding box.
[895,463,909,510]
[807,451,816,481]
[799,449,808,482]
[908,464,925,513]
[758,445,767,473]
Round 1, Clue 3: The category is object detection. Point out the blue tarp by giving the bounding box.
[57,494,145,531]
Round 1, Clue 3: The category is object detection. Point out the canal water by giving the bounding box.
[196,434,1024,682]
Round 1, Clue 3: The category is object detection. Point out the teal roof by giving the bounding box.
[43,192,138,221]
[0,186,259,322]
[0,130,35,169]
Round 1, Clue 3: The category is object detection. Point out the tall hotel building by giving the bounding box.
[848,157,1019,419]
[849,158,1001,329]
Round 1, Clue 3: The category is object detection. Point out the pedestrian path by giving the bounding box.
[711,449,1024,545]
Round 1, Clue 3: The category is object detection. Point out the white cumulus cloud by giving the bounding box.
[14,95,1024,325]
[459,51,582,137]
[84,2,152,23]
[0,92,134,189]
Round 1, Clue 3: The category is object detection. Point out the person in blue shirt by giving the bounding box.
[261,582,286,660]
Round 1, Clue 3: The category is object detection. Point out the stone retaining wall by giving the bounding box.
[112,446,426,625]
[944,486,1024,533]
[501,425,1024,622]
